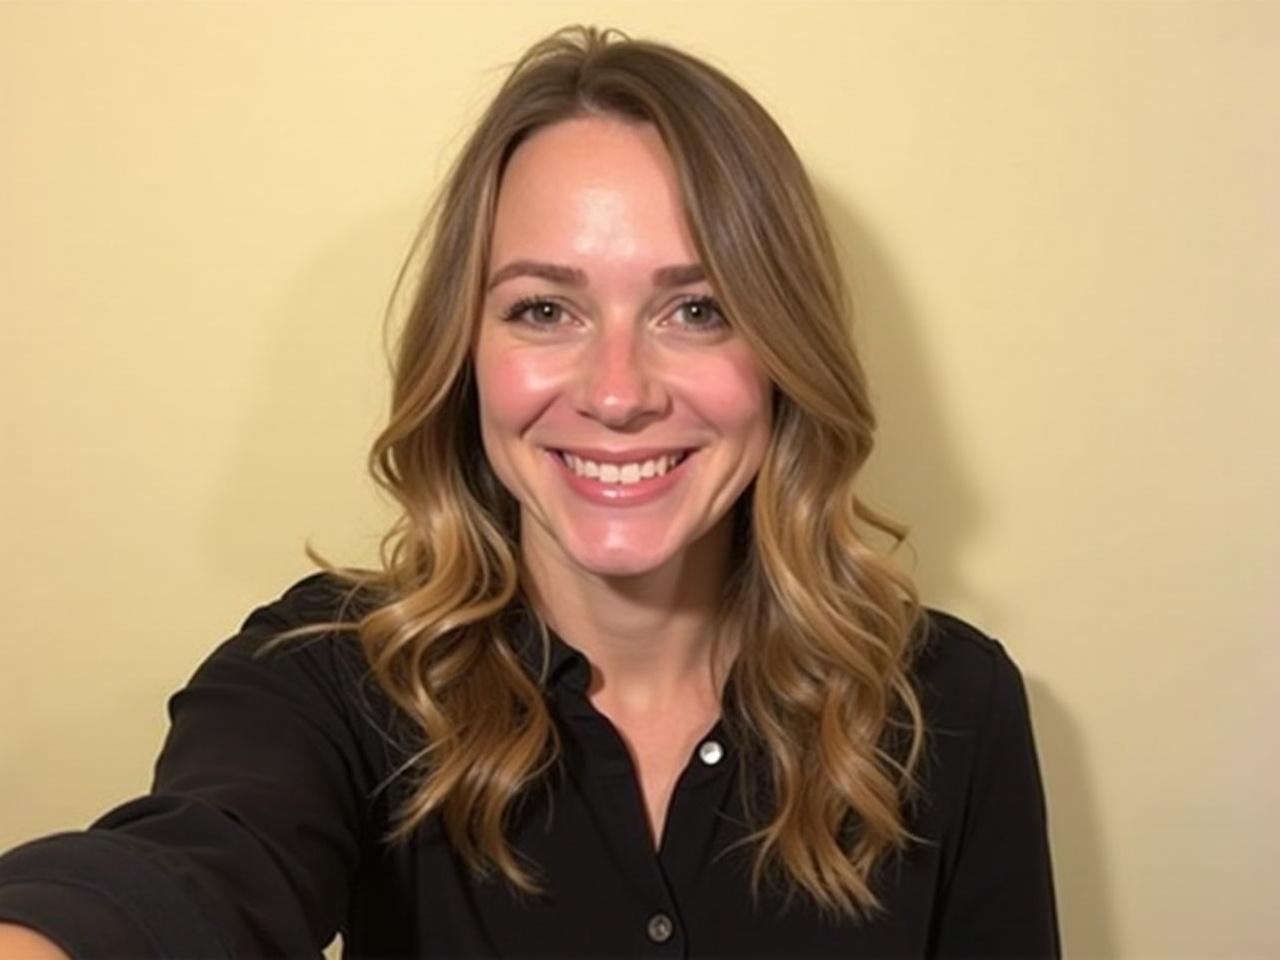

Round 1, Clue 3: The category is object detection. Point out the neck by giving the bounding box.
[519,511,739,718]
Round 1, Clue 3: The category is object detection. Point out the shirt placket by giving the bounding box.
[560,681,736,959]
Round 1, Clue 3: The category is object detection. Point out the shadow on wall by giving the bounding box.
[817,183,980,613]
[819,184,1118,960]
[1026,676,1118,960]
[199,198,422,599]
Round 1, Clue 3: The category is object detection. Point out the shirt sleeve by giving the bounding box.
[0,580,382,958]
[930,640,1062,959]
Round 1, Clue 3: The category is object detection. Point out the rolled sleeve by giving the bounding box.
[0,831,225,957]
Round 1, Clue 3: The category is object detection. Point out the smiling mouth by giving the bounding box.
[551,448,695,482]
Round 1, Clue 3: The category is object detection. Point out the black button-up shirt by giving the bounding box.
[0,573,1060,957]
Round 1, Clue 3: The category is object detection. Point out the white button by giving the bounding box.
[646,911,674,943]
[698,739,723,765]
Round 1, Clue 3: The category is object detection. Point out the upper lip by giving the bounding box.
[550,446,696,464]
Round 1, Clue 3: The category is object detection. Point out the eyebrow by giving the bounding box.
[486,260,706,292]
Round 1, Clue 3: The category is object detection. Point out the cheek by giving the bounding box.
[475,348,561,432]
[676,348,773,436]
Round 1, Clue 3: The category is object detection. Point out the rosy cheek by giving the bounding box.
[672,348,772,427]
[478,348,566,426]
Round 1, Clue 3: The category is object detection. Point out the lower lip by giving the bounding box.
[547,449,697,506]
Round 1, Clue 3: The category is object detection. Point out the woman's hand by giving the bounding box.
[0,923,71,960]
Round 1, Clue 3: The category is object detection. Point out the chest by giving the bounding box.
[364,724,943,959]
[628,728,710,848]
[586,694,725,847]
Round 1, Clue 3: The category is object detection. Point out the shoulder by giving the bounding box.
[235,571,383,639]
[909,607,1030,737]
[215,571,385,674]
[900,609,1047,846]
[190,571,404,755]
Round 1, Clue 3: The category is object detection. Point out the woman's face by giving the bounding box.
[474,114,772,580]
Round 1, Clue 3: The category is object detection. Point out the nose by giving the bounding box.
[573,320,669,428]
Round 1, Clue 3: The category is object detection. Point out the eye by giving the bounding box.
[498,294,730,333]
[673,295,729,331]
[500,297,566,329]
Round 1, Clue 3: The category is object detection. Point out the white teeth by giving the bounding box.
[558,450,689,484]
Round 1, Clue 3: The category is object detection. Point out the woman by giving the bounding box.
[0,25,1059,958]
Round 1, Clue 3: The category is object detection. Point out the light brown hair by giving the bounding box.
[271,24,927,921]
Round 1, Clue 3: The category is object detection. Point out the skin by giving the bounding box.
[474,114,773,779]
[0,924,70,959]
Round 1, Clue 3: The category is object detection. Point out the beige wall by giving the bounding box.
[2,2,1275,957]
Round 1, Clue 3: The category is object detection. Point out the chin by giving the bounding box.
[562,541,678,579]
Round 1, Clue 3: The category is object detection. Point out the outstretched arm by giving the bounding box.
[0,577,384,957]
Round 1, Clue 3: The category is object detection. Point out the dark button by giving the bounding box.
[646,911,674,943]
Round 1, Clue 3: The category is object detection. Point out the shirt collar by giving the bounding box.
[503,598,742,720]
[506,598,592,693]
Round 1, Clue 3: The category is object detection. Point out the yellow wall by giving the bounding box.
[2,2,1275,957]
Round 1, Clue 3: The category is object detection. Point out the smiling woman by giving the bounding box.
[0,23,1059,959]
[476,115,772,585]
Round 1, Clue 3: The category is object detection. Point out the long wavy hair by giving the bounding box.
[268,24,927,921]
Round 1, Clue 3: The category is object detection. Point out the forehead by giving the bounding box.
[489,115,697,265]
